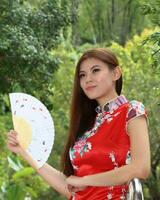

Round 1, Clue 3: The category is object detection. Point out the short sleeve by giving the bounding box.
[126,100,149,131]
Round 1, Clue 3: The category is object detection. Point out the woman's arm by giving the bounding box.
[37,163,71,199]
[7,130,72,199]
[21,149,71,198]
[67,115,151,187]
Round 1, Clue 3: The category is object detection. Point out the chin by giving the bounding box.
[85,93,100,100]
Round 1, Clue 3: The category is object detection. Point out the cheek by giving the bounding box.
[79,81,82,89]
[105,77,113,87]
[98,73,113,87]
[80,79,85,90]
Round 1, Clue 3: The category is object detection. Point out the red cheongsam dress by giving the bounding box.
[69,94,148,200]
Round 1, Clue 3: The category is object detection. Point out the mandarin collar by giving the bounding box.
[95,94,128,114]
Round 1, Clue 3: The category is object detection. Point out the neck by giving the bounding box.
[96,91,119,109]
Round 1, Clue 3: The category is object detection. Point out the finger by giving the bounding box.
[7,133,16,140]
[8,131,16,138]
[8,137,18,144]
[67,185,74,193]
[71,188,78,192]
[73,187,82,192]
[9,130,18,137]
[8,133,18,141]
[7,135,19,144]
[78,187,86,191]
[70,186,81,192]
[8,133,17,139]
[7,139,18,146]
[73,186,87,192]
[67,184,74,189]
[7,142,17,147]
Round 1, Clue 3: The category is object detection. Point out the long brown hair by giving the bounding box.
[60,48,122,176]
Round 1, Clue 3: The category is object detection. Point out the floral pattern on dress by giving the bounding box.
[106,192,113,199]
[70,110,121,162]
[68,95,147,200]
[81,111,121,140]
[105,186,127,200]
[105,150,130,199]
[108,151,118,169]
[95,95,128,114]
[69,139,92,165]
[120,187,127,199]
[126,100,149,125]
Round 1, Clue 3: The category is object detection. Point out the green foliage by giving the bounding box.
[0,155,48,200]
[0,1,159,198]
[1,28,160,199]
[71,0,153,46]
[141,0,160,26]
[0,0,71,94]
[141,0,160,72]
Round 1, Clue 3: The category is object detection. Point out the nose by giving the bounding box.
[85,73,93,84]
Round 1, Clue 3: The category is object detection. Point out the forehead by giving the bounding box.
[80,57,106,72]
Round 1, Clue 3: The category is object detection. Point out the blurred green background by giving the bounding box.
[0,0,159,199]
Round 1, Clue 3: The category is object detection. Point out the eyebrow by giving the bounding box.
[79,64,100,73]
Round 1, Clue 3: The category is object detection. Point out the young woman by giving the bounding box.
[7,48,151,200]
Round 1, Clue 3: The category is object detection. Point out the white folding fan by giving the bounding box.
[9,92,55,169]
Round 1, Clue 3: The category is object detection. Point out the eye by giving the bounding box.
[93,68,100,73]
[79,73,85,79]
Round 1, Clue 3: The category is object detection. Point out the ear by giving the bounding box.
[112,66,122,81]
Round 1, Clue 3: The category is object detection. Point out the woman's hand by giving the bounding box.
[66,175,87,188]
[67,184,87,196]
[67,184,87,193]
[7,130,40,170]
[7,130,23,154]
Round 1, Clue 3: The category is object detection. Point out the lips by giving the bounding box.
[86,86,96,90]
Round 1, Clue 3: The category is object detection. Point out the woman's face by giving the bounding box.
[79,57,120,102]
